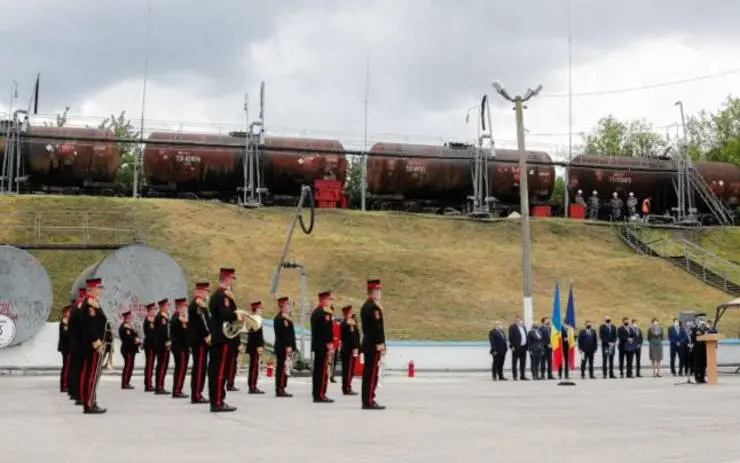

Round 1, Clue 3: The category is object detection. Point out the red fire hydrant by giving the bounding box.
[266,364,274,377]
[408,360,415,378]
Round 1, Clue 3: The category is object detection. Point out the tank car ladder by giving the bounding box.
[0,111,26,194]
[688,167,734,225]
[240,81,267,208]
[468,95,494,218]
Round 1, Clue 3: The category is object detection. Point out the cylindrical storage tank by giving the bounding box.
[366,142,473,202]
[694,162,740,208]
[569,155,677,213]
[488,149,556,203]
[143,132,242,193]
[69,244,188,338]
[0,245,53,348]
[262,137,347,195]
[24,126,120,186]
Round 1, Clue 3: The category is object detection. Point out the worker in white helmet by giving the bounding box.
[587,190,599,220]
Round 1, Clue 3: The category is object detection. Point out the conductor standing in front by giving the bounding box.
[360,279,386,410]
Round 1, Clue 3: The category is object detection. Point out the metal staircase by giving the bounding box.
[688,168,735,225]
[618,224,740,296]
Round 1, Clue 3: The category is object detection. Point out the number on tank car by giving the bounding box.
[175,153,202,163]
[609,176,632,184]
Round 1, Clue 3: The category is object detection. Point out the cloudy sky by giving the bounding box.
[2,0,740,159]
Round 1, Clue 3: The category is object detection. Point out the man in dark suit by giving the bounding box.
[679,321,693,376]
[527,322,545,380]
[668,317,682,376]
[508,316,528,381]
[617,317,636,378]
[488,321,507,381]
[539,317,555,380]
[599,316,617,379]
[578,320,598,379]
[631,319,643,378]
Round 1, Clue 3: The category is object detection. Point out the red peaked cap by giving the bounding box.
[277,296,289,305]
[175,297,187,306]
[85,278,103,289]
[146,303,156,311]
[63,305,71,314]
[157,298,169,308]
[341,305,352,314]
[318,291,332,301]
[219,268,236,279]
[250,301,262,311]
[121,310,132,317]
[367,279,382,290]
[195,281,210,290]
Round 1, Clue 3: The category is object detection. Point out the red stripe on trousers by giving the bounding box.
[195,346,205,399]
[145,349,154,387]
[215,344,228,407]
[249,353,258,387]
[85,351,100,409]
[78,359,88,399]
[282,356,288,390]
[368,354,379,405]
[61,353,71,388]
[176,352,187,392]
[320,351,329,398]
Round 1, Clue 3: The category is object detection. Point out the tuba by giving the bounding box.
[223,309,263,339]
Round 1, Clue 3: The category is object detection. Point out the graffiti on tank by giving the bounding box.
[0,302,18,320]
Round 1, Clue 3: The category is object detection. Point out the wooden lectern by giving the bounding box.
[697,333,726,385]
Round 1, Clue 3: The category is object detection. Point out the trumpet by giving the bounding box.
[223,309,263,339]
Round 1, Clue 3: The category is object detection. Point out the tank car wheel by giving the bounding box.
[178,192,199,200]
[404,202,420,213]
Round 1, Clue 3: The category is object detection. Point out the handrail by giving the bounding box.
[677,238,740,269]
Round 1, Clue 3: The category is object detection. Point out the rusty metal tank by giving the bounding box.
[262,136,347,196]
[694,162,740,207]
[23,126,120,186]
[143,132,241,192]
[366,142,473,202]
[488,149,556,203]
[568,155,677,203]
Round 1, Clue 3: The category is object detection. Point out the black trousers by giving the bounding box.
[172,349,189,394]
[361,348,380,407]
[190,344,208,400]
[511,347,527,379]
[60,352,71,392]
[208,343,230,408]
[693,345,707,382]
[68,350,82,398]
[312,348,330,400]
[680,345,692,375]
[121,352,136,388]
[601,346,615,377]
[541,347,552,378]
[248,352,260,389]
[581,352,595,378]
[492,352,506,379]
[155,348,170,391]
[669,344,680,374]
[331,349,340,379]
[618,348,634,377]
[530,351,542,379]
[143,347,156,389]
[341,350,357,393]
[634,348,642,376]
[275,349,288,392]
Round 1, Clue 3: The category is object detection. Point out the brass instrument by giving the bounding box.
[223,309,263,339]
[377,350,387,389]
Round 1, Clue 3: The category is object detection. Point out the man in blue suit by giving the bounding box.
[668,318,683,376]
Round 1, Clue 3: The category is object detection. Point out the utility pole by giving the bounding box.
[134,0,152,199]
[492,81,543,329]
[564,0,574,216]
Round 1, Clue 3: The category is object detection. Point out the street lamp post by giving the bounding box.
[492,81,543,329]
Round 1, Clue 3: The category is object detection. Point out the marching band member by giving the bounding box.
[142,303,157,392]
[208,267,242,413]
[154,299,172,395]
[118,310,141,389]
[188,282,212,404]
[246,301,265,394]
[310,291,335,403]
[360,279,386,410]
[170,298,190,398]
[273,296,296,398]
[330,312,341,383]
[68,288,86,404]
[58,305,72,393]
[79,278,107,414]
[340,305,360,396]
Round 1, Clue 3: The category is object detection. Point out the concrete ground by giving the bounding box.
[1,373,739,463]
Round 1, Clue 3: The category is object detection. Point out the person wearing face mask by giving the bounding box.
[527,322,544,380]
[539,317,555,380]
[631,319,643,378]
[577,320,597,379]
[598,316,617,379]
[507,316,529,381]
[617,317,636,378]
[488,321,508,381]
[647,318,664,377]
[668,317,683,376]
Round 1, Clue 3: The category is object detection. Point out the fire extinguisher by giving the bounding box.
[266,363,274,377]
[408,360,415,378]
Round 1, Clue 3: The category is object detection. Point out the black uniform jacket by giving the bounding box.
[58,318,71,354]
[273,313,297,354]
[119,323,140,354]
[170,316,190,353]
[340,319,360,353]
[360,299,385,350]
[578,327,598,354]
[246,327,264,354]
[187,298,211,347]
[68,304,83,354]
[208,288,238,345]
[310,307,333,352]
[143,316,157,350]
[78,297,107,354]
[154,312,170,351]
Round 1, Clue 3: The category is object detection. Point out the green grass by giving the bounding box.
[1,196,738,339]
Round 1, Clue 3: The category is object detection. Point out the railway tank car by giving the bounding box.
[488,149,556,205]
[1,126,120,194]
[694,162,740,208]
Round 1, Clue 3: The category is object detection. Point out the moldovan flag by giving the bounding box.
[550,282,563,371]
[565,284,577,370]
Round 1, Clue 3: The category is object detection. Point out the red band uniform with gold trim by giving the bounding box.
[118,310,141,389]
[246,301,265,394]
[360,279,386,410]
[78,278,108,414]
[310,291,335,403]
[142,303,157,391]
[67,288,87,403]
[340,305,360,395]
[154,299,172,395]
[187,282,211,404]
[207,267,240,413]
[273,296,296,397]
[170,298,190,398]
[57,305,72,393]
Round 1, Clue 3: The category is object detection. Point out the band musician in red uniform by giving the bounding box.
[118,310,141,389]
[310,291,335,403]
[246,301,265,394]
[340,305,360,395]
[360,279,386,410]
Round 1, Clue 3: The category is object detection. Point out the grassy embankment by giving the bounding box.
[1,196,737,339]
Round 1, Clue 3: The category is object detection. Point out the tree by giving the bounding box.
[550,176,565,205]
[686,95,740,164]
[582,115,668,157]
[98,111,140,190]
[344,155,363,209]
[43,106,70,127]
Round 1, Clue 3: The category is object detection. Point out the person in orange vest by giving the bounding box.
[330,311,341,383]
[641,196,651,220]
